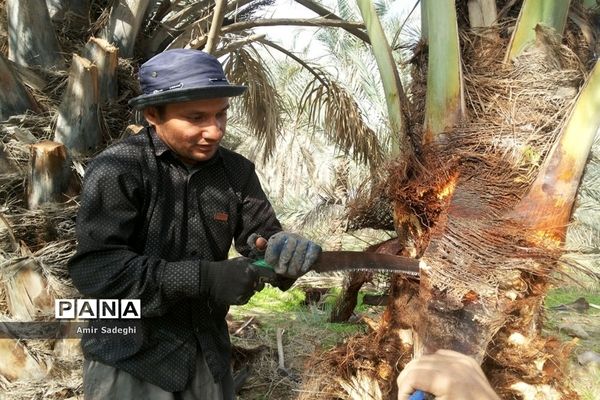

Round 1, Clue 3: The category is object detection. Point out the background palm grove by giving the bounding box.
[0,0,599,399]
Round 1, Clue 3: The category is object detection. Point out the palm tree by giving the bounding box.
[296,0,600,399]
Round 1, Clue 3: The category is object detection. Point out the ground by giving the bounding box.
[543,285,600,400]
[227,273,600,400]
[1,273,597,399]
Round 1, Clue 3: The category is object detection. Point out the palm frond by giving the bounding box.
[336,0,359,21]
[373,0,393,17]
[299,68,384,168]
[229,0,276,22]
[224,46,282,162]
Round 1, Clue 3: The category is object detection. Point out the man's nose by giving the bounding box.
[202,116,224,139]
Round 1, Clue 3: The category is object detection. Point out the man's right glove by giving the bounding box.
[265,232,322,279]
[199,257,262,306]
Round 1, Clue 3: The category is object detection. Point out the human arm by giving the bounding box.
[397,350,500,400]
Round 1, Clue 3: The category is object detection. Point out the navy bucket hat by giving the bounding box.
[128,49,247,109]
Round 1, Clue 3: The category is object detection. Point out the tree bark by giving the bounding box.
[102,0,152,58]
[26,141,79,209]
[9,59,48,92]
[54,54,105,154]
[6,0,65,70]
[0,54,41,121]
[68,0,90,18]
[84,37,119,103]
[65,0,90,29]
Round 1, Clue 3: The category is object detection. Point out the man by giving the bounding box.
[68,49,321,399]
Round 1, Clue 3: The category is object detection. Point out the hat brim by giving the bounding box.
[128,85,247,109]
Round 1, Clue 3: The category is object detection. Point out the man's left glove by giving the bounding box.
[264,232,322,279]
[199,257,262,306]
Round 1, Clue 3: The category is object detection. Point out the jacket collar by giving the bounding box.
[148,126,170,157]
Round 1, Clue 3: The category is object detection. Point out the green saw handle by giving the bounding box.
[252,258,273,269]
[251,258,278,284]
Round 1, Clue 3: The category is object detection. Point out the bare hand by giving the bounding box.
[397,350,500,400]
[254,235,267,251]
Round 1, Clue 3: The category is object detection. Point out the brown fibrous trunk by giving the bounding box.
[300,21,592,400]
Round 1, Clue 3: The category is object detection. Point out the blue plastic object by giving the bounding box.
[408,390,428,400]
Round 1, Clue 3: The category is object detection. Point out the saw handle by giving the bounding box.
[251,258,278,285]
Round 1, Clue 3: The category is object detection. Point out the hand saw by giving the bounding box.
[252,251,424,282]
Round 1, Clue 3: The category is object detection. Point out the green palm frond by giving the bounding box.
[337,0,360,21]
[373,0,393,17]
[299,68,384,168]
[390,0,420,49]
[229,0,276,22]
[224,46,282,161]
[345,51,385,110]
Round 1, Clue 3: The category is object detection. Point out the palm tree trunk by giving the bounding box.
[102,0,152,58]
[53,54,105,154]
[45,0,67,21]
[0,53,41,121]
[27,141,79,209]
[84,37,119,103]
[467,0,498,28]
[422,0,465,144]
[505,0,572,61]
[6,0,65,69]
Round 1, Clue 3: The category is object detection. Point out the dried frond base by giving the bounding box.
[298,324,412,400]
[486,334,578,400]
[0,355,83,400]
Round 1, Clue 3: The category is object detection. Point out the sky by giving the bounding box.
[253,0,421,57]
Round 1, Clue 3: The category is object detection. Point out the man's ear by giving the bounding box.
[143,106,159,126]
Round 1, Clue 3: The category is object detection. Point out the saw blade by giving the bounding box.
[311,251,422,277]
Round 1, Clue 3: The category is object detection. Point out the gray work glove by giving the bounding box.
[247,233,295,291]
[264,232,322,279]
[200,257,263,306]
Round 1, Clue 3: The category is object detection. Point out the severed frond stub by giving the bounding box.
[224,46,282,162]
[338,371,383,400]
[299,68,385,170]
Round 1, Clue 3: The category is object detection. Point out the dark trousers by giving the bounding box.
[83,353,234,400]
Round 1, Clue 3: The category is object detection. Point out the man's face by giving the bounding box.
[144,97,230,164]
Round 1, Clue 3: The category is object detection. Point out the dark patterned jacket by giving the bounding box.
[68,127,282,391]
